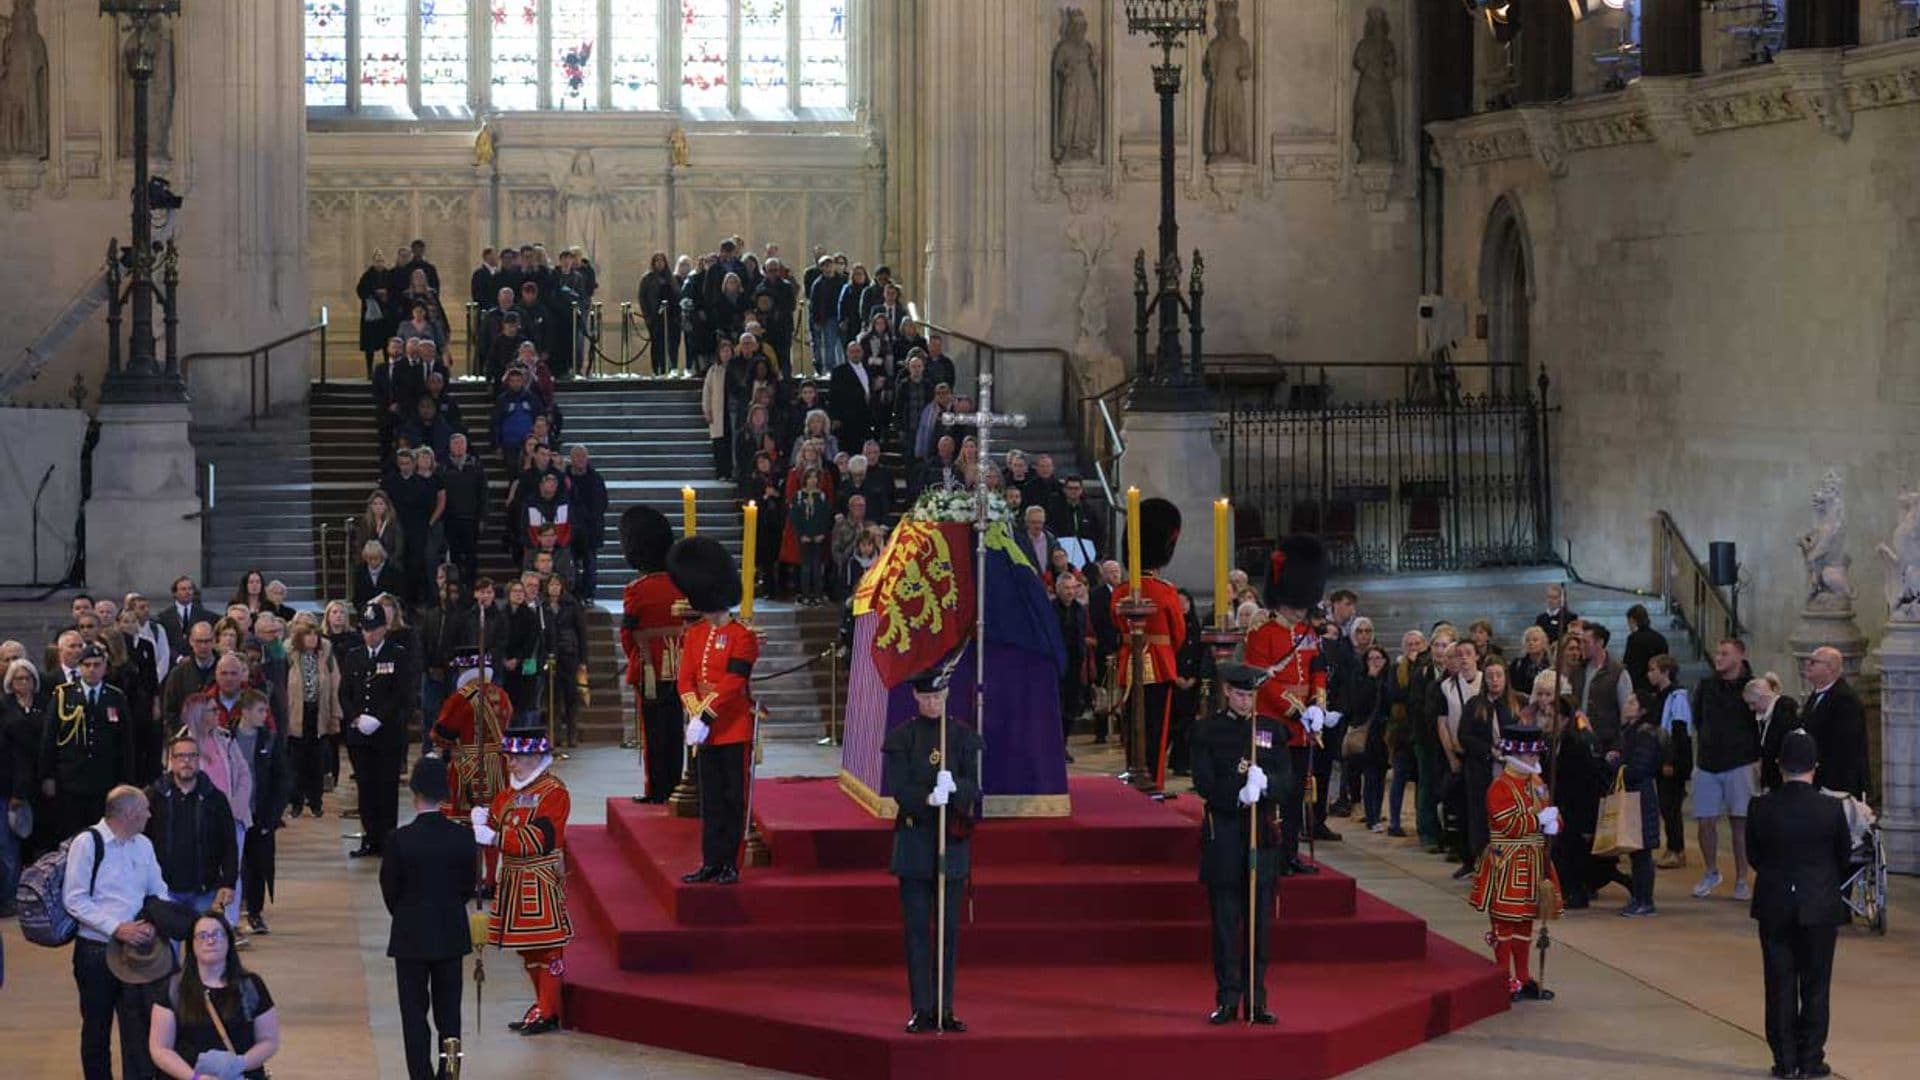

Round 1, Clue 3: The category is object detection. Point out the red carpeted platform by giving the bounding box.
[562,776,1508,1080]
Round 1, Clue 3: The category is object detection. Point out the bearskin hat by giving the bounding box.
[1266,534,1328,612]
[1132,497,1182,572]
[667,535,742,614]
[621,505,676,574]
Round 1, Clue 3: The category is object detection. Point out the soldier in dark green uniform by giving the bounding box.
[38,643,136,838]
[1192,662,1293,1025]
[882,665,981,1035]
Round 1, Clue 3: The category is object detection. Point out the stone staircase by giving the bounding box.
[192,417,321,600]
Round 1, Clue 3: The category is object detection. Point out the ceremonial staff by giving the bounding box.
[936,676,951,1030]
[1246,697,1258,1024]
[939,370,1027,752]
[471,632,491,1033]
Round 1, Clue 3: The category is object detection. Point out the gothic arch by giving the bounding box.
[1478,194,1535,397]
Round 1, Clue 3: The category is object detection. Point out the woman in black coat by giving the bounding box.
[356,253,398,373]
[638,253,677,376]
[539,574,591,748]
[1615,693,1666,915]
[1459,658,1522,875]
[1350,645,1393,832]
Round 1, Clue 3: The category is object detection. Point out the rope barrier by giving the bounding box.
[748,643,843,684]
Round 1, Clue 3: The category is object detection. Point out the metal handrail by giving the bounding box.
[183,306,330,428]
[1652,509,1742,659]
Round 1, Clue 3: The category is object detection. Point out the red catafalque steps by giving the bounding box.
[561,776,1509,1080]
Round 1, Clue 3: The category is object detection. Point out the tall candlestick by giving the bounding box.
[1126,486,1143,588]
[1214,497,1231,629]
[682,486,698,537]
[740,500,759,622]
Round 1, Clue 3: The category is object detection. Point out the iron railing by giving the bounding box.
[1651,509,1743,659]
[1222,367,1556,575]
[186,307,330,426]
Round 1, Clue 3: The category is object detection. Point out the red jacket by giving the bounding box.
[1110,573,1184,688]
[621,572,686,695]
[679,617,761,745]
[1243,619,1326,747]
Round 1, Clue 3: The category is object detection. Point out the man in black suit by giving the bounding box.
[153,575,216,660]
[1747,730,1852,1079]
[1798,647,1870,799]
[342,602,417,857]
[827,341,878,450]
[381,757,476,1080]
[38,644,135,837]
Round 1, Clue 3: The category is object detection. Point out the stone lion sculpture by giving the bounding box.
[1798,469,1853,611]
[1877,488,1920,621]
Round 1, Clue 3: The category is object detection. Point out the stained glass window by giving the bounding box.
[552,0,599,108]
[491,1,541,110]
[738,0,788,112]
[610,0,662,110]
[306,1,853,116]
[797,0,846,110]
[419,0,471,109]
[681,0,730,108]
[358,0,410,109]
[304,1,349,107]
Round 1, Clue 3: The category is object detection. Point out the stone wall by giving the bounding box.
[0,0,308,424]
[1429,39,1920,677]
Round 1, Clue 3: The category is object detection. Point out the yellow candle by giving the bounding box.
[1126,486,1143,590]
[740,500,759,622]
[682,486,698,537]
[1214,498,1231,629]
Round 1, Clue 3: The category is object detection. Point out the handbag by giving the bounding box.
[1591,767,1644,857]
[1341,720,1370,759]
[195,979,269,1079]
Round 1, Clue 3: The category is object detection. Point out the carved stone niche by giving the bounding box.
[1352,161,1394,212]
[1775,48,1853,140]
[1204,161,1258,212]
[1054,160,1111,214]
[1632,75,1697,160]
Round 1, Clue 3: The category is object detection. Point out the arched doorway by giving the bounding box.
[1479,195,1534,400]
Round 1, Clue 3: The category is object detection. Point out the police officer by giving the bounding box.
[1192,662,1292,1025]
[39,643,135,838]
[381,757,475,1080]
[882,666,981,1034]
[343,602,416,857]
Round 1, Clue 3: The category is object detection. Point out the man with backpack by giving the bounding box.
[61,784,168,1079]
[144,731,238,917]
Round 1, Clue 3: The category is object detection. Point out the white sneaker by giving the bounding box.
[1732,879,1751,902]
[1691,869,1723,898]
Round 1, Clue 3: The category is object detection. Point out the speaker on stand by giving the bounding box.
[1709,541,1739,637]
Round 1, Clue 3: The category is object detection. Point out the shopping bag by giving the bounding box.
[1591,767,1643,857]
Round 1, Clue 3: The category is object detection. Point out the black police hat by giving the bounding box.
[1216,662,1269,692]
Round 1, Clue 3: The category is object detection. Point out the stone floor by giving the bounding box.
[4,738,1915,1079]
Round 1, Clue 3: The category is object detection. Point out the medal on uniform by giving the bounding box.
[929,748,943,766]
[1254,730,1273,749]
[106,707,120,725]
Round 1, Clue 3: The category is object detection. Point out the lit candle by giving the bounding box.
[740,501,759,622]
[1126,486,1143,590]
[682,486,698,537]
[1214,498,1231,629]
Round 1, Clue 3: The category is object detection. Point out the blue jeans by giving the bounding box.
[811,320,843,374]
[1388,749,1416,831]
[421,673,449,751]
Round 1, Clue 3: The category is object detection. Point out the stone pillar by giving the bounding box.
[1641,0,1704,76]
[1513,0,1574,105]
[1119,410,1222,590]
[85,402,201,597]
[1873,621,1920,873]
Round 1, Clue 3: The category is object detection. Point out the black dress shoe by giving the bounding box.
[1312,825,1343,842]
[1769,1066,1798,1079]
[348,843,381,859]
[711,867,740,885]
[1250,1008,1276,1025]
[1515,981,1555,1002]
[1208,1006,1235,1025]
[1800,1063,1830,1078]
[681,865,719,883]
[1285,856,1319,875]
[1451,863,1475,880]
[518,1015,561,1036]
[939,1014,966,1033]
[906,1013,938,1034]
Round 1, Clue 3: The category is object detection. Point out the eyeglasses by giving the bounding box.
[170,752,201,761]
[193,930,226,944]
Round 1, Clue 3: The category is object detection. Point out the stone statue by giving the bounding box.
[1878,489,1920,621]
[0,0,50,160]
[1799,469,1855,611]
[1202,1,1253,164]
[669,125,690,167]
[1050,8,1100,163]
[1352,7,1400,164]
[560,150,609,264]
[118,22,177,159]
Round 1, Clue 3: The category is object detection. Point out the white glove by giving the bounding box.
[472,823,498,847]
[1538,806,1561,836]
[1301,705,1328,733]
[469,807,489,829]
[354,714,381,737]
[1238,780,1260,806]
[929,769,956,807]
[685,717,710,746]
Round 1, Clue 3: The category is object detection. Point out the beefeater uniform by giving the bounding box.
[622,570,687,802]
[486,756,573,1031]
[432,665,511,887]
[680,615,760,871]
[1244,617,1326,862]
[1469,761,1563,996]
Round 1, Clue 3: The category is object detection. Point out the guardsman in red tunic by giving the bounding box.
[1111,497,1187,791]
[1244,535,1335,875]
[471,715,573,1036]
[618,506,687,804]
[669,536,761,885]
[1469,723,1563,1002]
